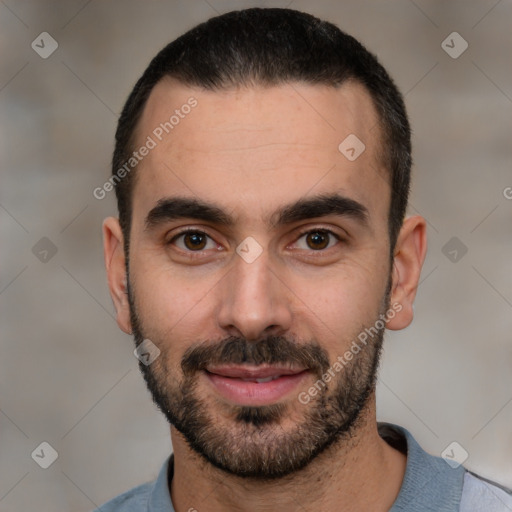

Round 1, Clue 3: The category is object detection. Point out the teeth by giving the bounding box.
[240,376,281,383]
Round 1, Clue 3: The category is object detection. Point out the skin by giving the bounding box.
[103,78,427,511]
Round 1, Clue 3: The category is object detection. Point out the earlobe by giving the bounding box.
[102,217,132,334]
[386,215,427,331]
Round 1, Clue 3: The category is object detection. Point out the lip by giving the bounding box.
[204,365,309,406]
[206,365,306,379]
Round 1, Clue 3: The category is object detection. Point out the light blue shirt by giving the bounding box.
[95,423,512,511]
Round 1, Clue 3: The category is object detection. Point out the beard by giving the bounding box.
[128,279,390,480]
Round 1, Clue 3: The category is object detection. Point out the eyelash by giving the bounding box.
[167,227,343,254]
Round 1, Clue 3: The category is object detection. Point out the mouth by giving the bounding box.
[204,365,309,406]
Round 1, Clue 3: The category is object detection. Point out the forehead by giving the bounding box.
[131,78,389,229]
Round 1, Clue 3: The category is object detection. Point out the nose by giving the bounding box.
[216,248,293,341]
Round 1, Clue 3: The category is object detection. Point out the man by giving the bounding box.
[99,8,511,511]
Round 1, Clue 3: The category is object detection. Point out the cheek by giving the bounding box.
[289,263,388,345]
[130,258,219,344]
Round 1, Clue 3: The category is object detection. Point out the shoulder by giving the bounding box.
[93,481,154,511]
[460,471,512,512]
[93,455,173,512]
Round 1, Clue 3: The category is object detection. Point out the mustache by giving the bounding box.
[181,335,331,378]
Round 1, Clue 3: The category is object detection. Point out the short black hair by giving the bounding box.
[112,7,411,256]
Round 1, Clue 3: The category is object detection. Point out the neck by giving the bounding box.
[170,395,406,512]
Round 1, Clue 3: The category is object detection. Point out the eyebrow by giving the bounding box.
[144,193,369,231]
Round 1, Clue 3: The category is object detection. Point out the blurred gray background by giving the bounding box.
[1,0,511,510]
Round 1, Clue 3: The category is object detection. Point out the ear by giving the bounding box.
[386,215,427,331]
[103,217,132,334]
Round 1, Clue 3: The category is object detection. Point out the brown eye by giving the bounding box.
[305,230,330,250]
[183,232,207,250]
[293,229,340,252]
[170,230,216,252]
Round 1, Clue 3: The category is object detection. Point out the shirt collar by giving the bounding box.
[147,453,174,512]
[380,423,466,511]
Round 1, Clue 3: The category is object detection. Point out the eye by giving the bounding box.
[169,229,218,252]
[293,229,341,251]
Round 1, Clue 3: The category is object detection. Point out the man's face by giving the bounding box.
[123,79,394,478]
